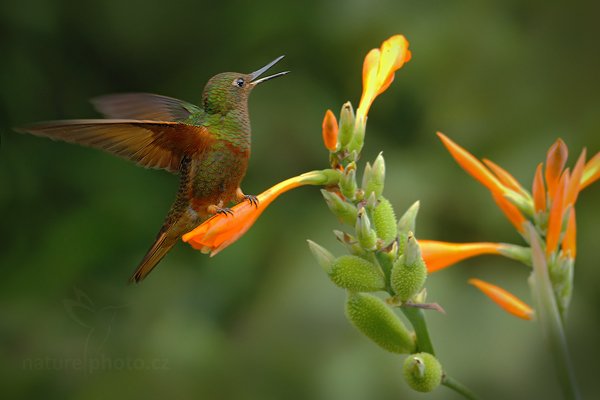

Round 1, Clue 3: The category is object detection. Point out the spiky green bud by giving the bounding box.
[403,352,442,392]
[345,292,415,354]
[338,102,355,148]
[356,208,378,251]
[307,240,335,274]
[321,189,358,226]
[397,201,420,254]
[339,164,358,200]
[391,235,427,302]
[329,255,385,292]
[372,197,398,246]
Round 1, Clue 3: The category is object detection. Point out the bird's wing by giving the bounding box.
[16,119,214,172]
[91,93,202,122]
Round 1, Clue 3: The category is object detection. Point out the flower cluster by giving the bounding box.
[422,133,600,319]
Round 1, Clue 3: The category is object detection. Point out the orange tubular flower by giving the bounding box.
[182,171,335,256]
[562,209,577,258]
[356,35,411,120]
[468,278,534,320]
[483,159,529,199]
[580,151,600,190]
[322,109,338,151]
[491,192,527,234]
[419,240,503,273]
[532,163,546,213]
[545,139,568,201]
[546,171,568,256]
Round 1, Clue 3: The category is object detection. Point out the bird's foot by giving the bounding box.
[243,194,259,208]
[215,207,234,216]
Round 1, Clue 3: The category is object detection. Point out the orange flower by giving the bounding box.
[580,151,600,190]
[182,170,336,256]
[545,139,568,201]
[532,163,546,213]
[322,109,338,151]
[468,278,534,320]
[562,209,576,259]
[419,240,504,273]
[356,35,411,120]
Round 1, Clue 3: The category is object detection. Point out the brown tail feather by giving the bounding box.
[129,230,179,283]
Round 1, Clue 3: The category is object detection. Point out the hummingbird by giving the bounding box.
[16,56,289,283]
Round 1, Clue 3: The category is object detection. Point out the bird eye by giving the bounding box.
[235,78,245,88]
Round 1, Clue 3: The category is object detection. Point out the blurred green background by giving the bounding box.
[2,0,599,399]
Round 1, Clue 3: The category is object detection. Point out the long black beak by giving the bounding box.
[250,55,289,85]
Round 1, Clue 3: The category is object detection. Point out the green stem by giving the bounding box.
[401,307,434,355]
[442,375,479,400]
[526,224,580,400]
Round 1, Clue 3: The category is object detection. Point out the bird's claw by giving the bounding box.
[216,207,234,216]
[244,195,259,208]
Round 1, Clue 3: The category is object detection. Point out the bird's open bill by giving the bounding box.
[250,55,290,85]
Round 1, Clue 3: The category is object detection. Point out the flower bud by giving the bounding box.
[403,352,442,392]
[321,189,358,226]
[372,197,398,246]
[345,292,415,354]
[339,164,358,200]
[329,255,385,292]
[397,201,420,254]
[333,230,365,256]
[338,102,355,148]
[322,109,339,152]
[347,117,365,154]
[356,207,378,251]
[307,240,335,274]
[391,234,427,302]
[549,257,574,316]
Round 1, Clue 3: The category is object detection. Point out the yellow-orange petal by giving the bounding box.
[468,278,534,320]
[182,171,329,256]
[532,163,546,213]
[357,35,411,120]
[483,158,530,199]
[561,208,576,259]
[545,139,568,201]
[419,240,503,273]
[564,148,586,207]
[491,192,527,233]
[580,151,600,190]
[322,109,339,151]
[437,132,508,197]
[546,170,569,256]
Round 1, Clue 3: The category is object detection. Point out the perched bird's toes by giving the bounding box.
[216,207,234,216]
[244,195,259,208]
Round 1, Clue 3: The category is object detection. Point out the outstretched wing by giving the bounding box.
[16,119,214,172]
[91,93,202,122]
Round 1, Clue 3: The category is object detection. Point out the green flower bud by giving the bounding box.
[339,165,358,200]
[391,235,427,302]
[361,162,372,191]
[307,240,335,274]
[397,202,420,255]
[338,102,355,148]
[362,153,385,199]
[403,352,442,392]
[347,118,365,154]
[333,230,365,256]
[549,257,574,316]
[372,197,398,246]
[321,189,358,226]
[365,192,378,210]
[329,255,385,292]
[356,208,378,251]
[345,292,415,354]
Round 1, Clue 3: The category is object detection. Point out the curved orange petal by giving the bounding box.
[437,132,508,197]
[483,158,529,199]
[532,163,546,213]
[468,278,534,320]
[183,171,331,256]
[322,109,338,151]
[561,208,576,259]
[419,240,503,273]
[545,139,568,201]
[564,148,586,207]
[546,170,569,256]
[580,151,600,190]
[491,192,526,233]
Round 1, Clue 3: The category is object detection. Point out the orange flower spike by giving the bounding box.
[532,163,547,213]
[419,240,503,273]
[356,35,411,120]
[436,132,508,197]
[580,151,600,190]
[562,208,577,259]
[564,148,587,207]
[491,192,526,233]
[322,109,339,151]
[546,171,569,256]
[483,158,530,198]
[468,278,534,320]
[545,139,569,201]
